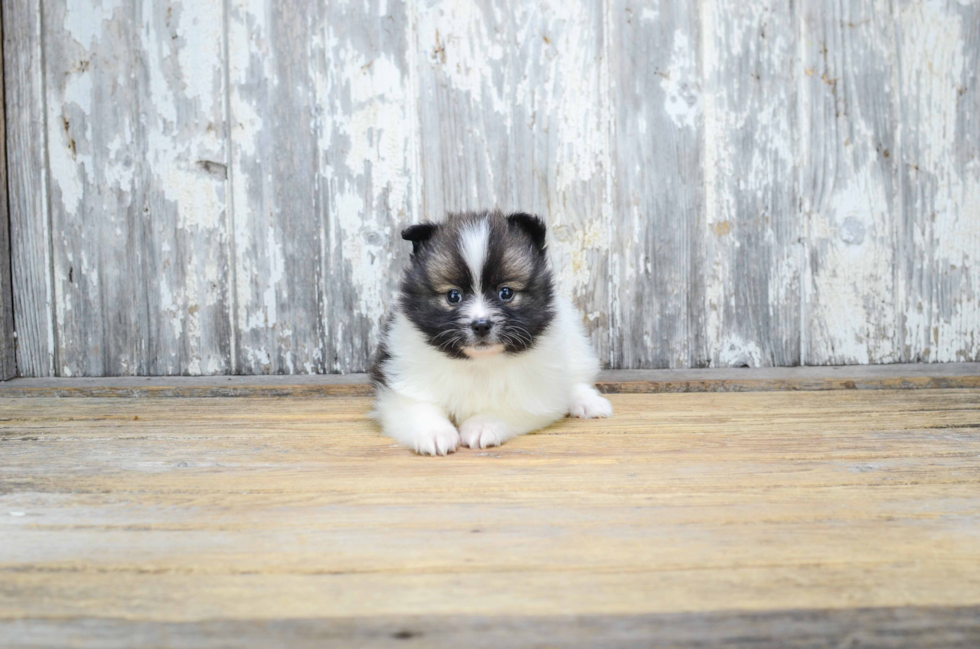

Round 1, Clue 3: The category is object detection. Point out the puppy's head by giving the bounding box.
[399,210,555,359]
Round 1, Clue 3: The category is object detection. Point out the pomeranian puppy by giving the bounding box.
[370,210,612,455]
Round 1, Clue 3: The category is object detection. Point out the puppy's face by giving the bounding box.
[399,211,555,360]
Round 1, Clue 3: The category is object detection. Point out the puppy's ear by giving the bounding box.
[507,212,547,251]
[401,223,439,255]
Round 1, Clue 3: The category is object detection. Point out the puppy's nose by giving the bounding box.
[471,319,493,337]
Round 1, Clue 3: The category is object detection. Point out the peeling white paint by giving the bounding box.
[64,0,123,48]
[661,30,701,130]
[701,0,724,366]
[897,0,980,362]
[718,335,763,368]
[48,67,93,219]
[520,0,611,351]
[141,2,225,233]
[159,276,183,339]
[44,0,232,375]
[262,225,283,329]
[174,2,224,118]
[317,2,420,371]
[809,162,897,364]
[640,8,660,23]
[416,0,508,115]
[14,0,979,377]
[704,0,799,367]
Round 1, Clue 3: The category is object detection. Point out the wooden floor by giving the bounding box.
[2,380,980,646]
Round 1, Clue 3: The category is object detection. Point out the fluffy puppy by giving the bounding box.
[370,210,612,456]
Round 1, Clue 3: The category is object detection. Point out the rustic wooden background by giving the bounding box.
[2,0,978,378]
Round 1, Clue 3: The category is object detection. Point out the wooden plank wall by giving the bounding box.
[3,0,979,377]
[3,0,52,378]
[0,3,14,380]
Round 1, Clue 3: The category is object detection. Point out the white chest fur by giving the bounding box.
[374,295,610,455]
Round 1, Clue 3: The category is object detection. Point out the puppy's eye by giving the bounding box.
[498,286,515,302]
[446,289,462,305]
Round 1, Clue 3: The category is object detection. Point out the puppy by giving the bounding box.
[370,210,612,456]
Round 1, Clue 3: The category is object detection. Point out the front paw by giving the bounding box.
[569,386,613,419]
[413,422,460,456]
[459,416,511,449]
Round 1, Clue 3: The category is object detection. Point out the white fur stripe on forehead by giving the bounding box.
[463,294,492,320]
[459,218,490,293]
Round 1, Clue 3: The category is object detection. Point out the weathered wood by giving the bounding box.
[703,0,801,367]
[316,0,421,373]
[228,0,418,375]
[895,0,980,363]
[1,363,977,397]
[1,390,979,645]
[801,0,901,365]
[2,606,979,648]
[415,0,612,362]
[0,372,375,398]
[2,0,53,377]
[608,0,705,369]
[0,7,15,381]
[228,0,322,375]
[4,0,980,376]
[41,0,233,376]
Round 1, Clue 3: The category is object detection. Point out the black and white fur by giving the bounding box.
[371,210,612,456]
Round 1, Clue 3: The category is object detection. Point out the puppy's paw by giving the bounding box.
[459,416,511,449]
[569,385,613,419]
[412,420,460,456]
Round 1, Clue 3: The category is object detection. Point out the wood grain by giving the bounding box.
[3,1,980,376]
[895,0,980,363]
[40,0,233,376]
[2,0,54,377]
[801,0,901,365]
[316,0,421,373]
[1,389,979,645]
[2,606,978,648]
[608,0,705,369]
[0,7,14,381]
[228,0,420,375]
[703,0,801,368]
[228,0,322,375]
